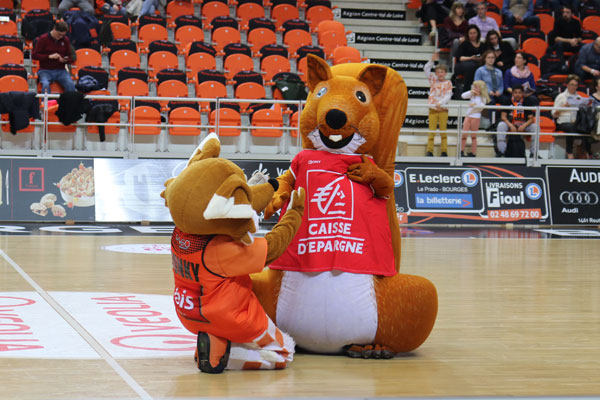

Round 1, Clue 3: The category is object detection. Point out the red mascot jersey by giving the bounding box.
[171,228,269,343]
[270,150,395,276]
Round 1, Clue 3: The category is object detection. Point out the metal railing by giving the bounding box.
[1,93,598,164]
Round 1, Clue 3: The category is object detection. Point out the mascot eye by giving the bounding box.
[356,91,367,102]
[316,87,328,97]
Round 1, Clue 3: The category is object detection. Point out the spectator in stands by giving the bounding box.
[139,0,166,17]
[552,74,593,159]
[574,38,600,81]
[453,24,483,98]
[99,0,128,16]
[501,0,540,30]
[504,52,537,104]
[468,2,498,40]
[484,30,515,72]
[496,85,538,157]
[424,51,453,157]
[420,0,452,44]
[460,80,490,157]
[58,0,95,16]
[440,2,467,56]
[592,77,600,107]
[549,5,582,63]
[32,21,77,94]
[474,50,504,103]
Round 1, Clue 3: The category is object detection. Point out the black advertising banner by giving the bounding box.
[334,8,406,20]
[369,59,427,72]
[546,166,600,225]
[406,87,430,99]
[348,32,421,46]
[394,164,550,225]
[0,159,95,221]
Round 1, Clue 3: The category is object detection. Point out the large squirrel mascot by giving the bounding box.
[253,55,438,357]
[162,133,305,373]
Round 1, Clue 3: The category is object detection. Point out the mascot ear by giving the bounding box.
[160,177,175,205]
[203,174,255,220]
[357,65,387,97]
[307,54,332,92]
[187,132,221,167]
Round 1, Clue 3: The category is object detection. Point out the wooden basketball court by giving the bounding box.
[1,227,599,399]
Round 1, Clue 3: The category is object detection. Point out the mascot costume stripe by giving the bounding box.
[253,55,439,357]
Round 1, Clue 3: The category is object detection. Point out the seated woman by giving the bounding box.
[440,2,467,56]
[474,50,504,104]
[504,52,538,105]
[484,30,515,73]
[452,24,483,98]
[420,0,452,44]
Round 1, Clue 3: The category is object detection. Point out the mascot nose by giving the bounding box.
[325,109,347,130]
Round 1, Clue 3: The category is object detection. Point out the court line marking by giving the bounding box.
[0,249,153,400]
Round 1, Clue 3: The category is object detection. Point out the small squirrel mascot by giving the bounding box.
[253,55,438,357]
[161,133,305,373]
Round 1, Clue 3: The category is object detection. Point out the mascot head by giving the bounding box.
[161,133,277,245]
[300,54,408,175]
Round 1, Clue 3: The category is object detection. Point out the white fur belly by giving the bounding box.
[275,270,378,354]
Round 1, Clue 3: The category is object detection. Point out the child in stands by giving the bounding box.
[424,51,453,156]
[460,80,490,157]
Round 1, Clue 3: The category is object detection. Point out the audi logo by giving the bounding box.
[559,191,599,205]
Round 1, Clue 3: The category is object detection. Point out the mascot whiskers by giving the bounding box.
[253,55,438,357]
[162,133,305,373]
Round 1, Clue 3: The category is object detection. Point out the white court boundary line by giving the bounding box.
[0,249,153,400]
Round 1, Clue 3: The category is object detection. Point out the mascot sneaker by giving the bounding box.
[196,332,231,374]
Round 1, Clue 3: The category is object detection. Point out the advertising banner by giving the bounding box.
[0,159,94,221]
[394,164,550,225]
[334,8,406,20]
[546,166,600,225]
[347,32,421,45]
[94,158,291,222]
[369,59,427,72]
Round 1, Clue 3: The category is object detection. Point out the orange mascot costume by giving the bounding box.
[253,55,438,357]
[162,133,305,372]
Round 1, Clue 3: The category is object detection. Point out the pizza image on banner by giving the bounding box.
[271,150,395,276]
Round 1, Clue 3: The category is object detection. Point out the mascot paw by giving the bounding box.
[345,344,395,359]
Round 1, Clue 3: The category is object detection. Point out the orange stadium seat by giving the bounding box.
[306,5,334,32]
[522,38,547,60]
[538,13,554,36]
[261,55,291,83]
[251,108,284,137]
[316,20,346,39]
[582,16,600,36]
[296,56,307,81]
[538,116,556,144]
[0,46,24,65]
[117,78,149,109]
[332,46,363,65]
[72,48,102,75]
[168,106,202,136]
[186,52,217,81]
[223,53,254,80]
[247,28,277,56]
[130,105,162,135]
[20,0,50,12]
[236,2,265,30]
[166,0,195,26]
[284,29,313,57]
[110,22,132,40]
[318,30,347,59]
[212,26,241,52]
[235,81,266,112]
[175,25,204,53]
[195,80,227,112]
[486,12,502,27]
[202,1,230,29]
[210,107,241,137]
[271,3,299,29]
[0,20,18,36]
[157,79,189,109]
[147,51,179,78]
[109,49,141,77]
[137,24,169,53]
